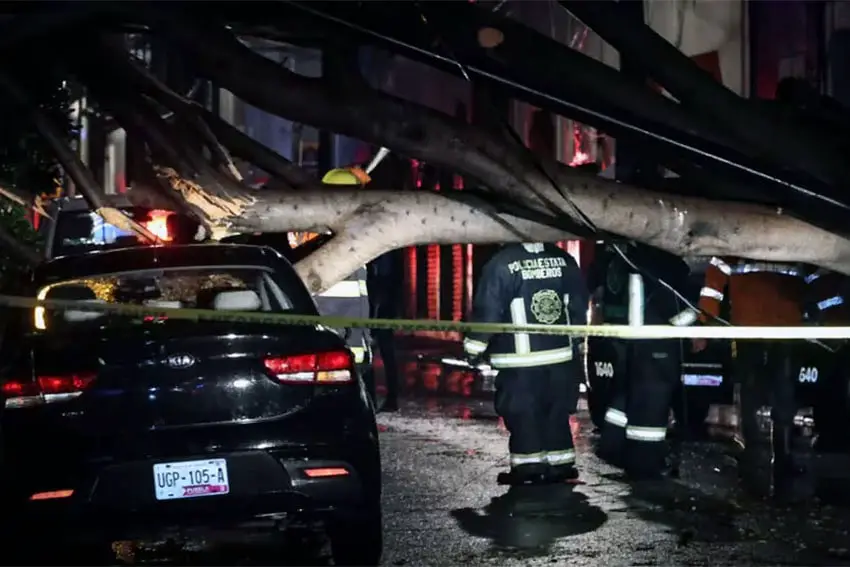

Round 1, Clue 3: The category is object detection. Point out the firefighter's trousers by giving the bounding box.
[373,328,399,405]
[734,341,799,498]
[598,339,680,478]
[809,342,850,452]
[494,361,580,479]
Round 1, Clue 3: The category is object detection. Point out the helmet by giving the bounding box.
[322,166,371,186]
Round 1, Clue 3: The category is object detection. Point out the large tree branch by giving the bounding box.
[224,185,850,293]
[149,17,565,214]
[138,17,850,280]
[90,41,314,189]
[65,50,257,229]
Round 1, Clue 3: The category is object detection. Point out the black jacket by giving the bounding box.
[591,242,689,325]
[463,243,588,369]
[803,266,850,324]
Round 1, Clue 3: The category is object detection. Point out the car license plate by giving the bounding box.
[153,458,230,501]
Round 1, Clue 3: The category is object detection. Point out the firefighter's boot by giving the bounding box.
[546,464,580,484]
[497,464,548,486]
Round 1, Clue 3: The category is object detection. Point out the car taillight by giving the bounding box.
[263,350,353,384]
[2,372,96,409]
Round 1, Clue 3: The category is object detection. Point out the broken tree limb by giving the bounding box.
[94,36,243,182]
[0,185,50,218]
[146,17,593,226]
[223,185,850,293]
[0,70,157,243]
[66,52,257,230]
[94,43,313,188]
[236,188,566,293]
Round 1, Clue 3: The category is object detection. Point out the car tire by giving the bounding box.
[328,505,383,566]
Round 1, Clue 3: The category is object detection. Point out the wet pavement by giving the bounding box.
[92,396,850,566]
[377,398,850,566]
[32,345,850,565]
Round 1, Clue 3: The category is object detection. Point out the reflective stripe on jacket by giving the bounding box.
[462,243,588,369]
[803,267,850,325]
[697,256,803,326]
[314,266,371,363]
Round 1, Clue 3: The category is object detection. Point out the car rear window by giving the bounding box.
[51,208,198,258]
[33,266,312,333]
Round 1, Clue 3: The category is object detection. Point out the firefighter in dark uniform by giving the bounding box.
[463,242,588,485]
[803,267,850,453]
[367,250,402,412]
[596,243,691,479]
[694,256,805,500]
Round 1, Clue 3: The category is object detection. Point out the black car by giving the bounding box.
[0,244,383,565]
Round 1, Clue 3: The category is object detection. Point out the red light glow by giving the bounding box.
[144,210,173,242]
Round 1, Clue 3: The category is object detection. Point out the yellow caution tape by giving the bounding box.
[4,294,850,340]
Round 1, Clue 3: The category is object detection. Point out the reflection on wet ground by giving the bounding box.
[452,484,607,556]
[378,400,850,566]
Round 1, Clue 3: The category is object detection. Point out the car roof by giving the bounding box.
[33,243,290,286]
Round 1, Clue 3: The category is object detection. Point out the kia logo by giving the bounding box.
[165,354,196,369]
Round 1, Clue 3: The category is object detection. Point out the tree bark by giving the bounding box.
[230,185,850,293]
[77,18,850,287]
[11,13,850,295]
[149,15,850,245]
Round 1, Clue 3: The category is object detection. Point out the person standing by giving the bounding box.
[463,242,588,486]
[693,256,805,501]
[802,266,850,453]
[596,243,691,479]
[365,154,412,413]
[313,166,375,405]
[367,250,402,412]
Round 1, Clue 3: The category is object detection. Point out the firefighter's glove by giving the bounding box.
[466,352,489,369]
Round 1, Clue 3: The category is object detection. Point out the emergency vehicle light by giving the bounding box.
[143,210,173,242]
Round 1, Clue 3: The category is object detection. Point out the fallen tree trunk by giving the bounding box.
[150,15,850,245]
[20,21,850,296]
[73,20,850,288]
[216,185,850,293]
